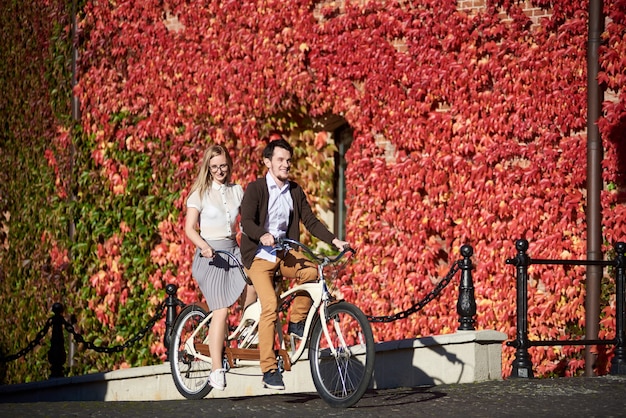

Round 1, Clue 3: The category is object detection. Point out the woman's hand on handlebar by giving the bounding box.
[200,246,215,258]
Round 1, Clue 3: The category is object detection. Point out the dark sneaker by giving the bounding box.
[262,369,285,390]
[288,321,305,338]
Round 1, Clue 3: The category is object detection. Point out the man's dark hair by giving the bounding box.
[263,138,293,160]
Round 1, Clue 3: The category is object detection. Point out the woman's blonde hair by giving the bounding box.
[190,145,234,197]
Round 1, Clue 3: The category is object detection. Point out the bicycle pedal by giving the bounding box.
[222,357,231,372]
[289,335,295,353]
[289,335,301,354]
[277,356,285,373]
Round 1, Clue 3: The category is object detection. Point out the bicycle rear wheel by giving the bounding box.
[169,304,213,399]
[309,301,375,408]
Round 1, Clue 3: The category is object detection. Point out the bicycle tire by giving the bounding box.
[169,304,213,399]
[309,301,375,408]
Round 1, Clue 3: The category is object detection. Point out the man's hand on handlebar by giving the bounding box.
[260,232,276,247]
[332,238,351,252]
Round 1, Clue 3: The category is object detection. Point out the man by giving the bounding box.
[240,137,349,390]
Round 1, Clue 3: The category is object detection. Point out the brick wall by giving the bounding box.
[457,0,487,10]
[458,0,552,27]
[314,1,553,31]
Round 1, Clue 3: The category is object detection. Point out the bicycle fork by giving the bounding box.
[319,281,349,359]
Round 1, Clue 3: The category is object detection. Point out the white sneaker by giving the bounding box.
[209,368,226,391]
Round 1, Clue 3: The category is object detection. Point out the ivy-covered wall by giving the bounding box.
[0,0,76,382]
[1,0,625,383]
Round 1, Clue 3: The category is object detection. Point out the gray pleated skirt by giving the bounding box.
[191,239,247,311]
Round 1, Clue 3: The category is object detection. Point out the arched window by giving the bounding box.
[311,114,352,240]
[333,124,353,240]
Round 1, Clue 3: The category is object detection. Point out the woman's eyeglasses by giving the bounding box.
[210,164,229,172]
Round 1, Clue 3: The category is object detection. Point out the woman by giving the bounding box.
[185,144,255,391]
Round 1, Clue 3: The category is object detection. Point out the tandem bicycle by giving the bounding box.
[169,238,375,408]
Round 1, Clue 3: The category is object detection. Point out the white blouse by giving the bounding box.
[187,182,243,241]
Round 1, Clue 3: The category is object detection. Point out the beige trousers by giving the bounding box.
[245,249,317,372]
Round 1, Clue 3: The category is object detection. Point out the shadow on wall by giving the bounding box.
[372,337,467,389]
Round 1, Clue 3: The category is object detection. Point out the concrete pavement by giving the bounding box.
[1,375,625,417]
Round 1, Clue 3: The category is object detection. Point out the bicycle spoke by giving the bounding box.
[309,302,374,408]
[170,305,214,399]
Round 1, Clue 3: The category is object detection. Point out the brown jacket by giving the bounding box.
[240,177,336,269]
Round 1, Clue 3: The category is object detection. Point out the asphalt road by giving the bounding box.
[1,375,625,417]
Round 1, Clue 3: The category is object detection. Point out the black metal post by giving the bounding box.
[509,239,534,378]
[164,284,179,360]
[457,244,476,330]
[48,303,66,378]
[611,242,626,374]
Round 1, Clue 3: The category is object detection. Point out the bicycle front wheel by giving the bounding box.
[169,304,213,400]
[309,301,375,408]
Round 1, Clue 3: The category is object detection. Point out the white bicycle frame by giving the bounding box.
[183,261,338,366]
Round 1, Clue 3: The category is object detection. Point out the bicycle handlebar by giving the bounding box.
[275,237,355,264]
[210,238,355,267]
[208,240,353,286]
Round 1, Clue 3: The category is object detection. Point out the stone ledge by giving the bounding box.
[373,330,507,387]
[0,330,506,402]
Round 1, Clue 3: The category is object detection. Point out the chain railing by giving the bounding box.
[0,318,54,363]
[0,245,476,380]
[0,284,186,378]
[62,301,167,353]
[366,244,476,331]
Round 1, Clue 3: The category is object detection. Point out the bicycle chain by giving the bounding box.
[366,261,461,323]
